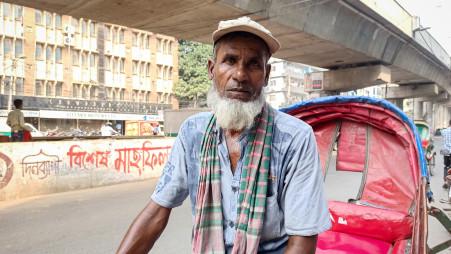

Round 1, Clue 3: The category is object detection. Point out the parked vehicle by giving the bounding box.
[415,120,436,176]
[280,96,447,253]
[0,117,43,137]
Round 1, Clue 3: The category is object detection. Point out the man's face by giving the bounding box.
[208,36,271,102]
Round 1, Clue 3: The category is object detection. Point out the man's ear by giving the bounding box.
[264,64,271,87]
[208,59,215,80]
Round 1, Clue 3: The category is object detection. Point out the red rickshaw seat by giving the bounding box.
[317,230,391,254]
[327,201,413,243]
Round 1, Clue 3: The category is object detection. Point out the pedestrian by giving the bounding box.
[117,16,330,254]
[6,99,25,142]
[153,123,159,135]
[441,120,451,188]
[102,122,119,136]
[116,122,122,135]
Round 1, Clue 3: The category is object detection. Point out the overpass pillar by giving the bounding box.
[413,99,423,120]
[425,101,433,128]
[388,99,403,110]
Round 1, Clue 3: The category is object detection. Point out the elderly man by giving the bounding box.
[117,17,331,254]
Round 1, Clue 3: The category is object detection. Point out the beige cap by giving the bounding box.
[212,16,281,55]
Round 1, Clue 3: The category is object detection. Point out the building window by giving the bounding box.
[71,18,78,32]
[35,81,42,96]
[55,82,62,97]
[4,38,12,55]
[90,54,96,67]
[112,58,117,72]
[104,25,110,40]
[14,40,23,57]
[168,41,172,53]
[46,82,53,97]
[55,47,62,62]
[82,85,88,99]
[55,14,62,29]
[45,12,52,27]
[146,63,150,76]
[157,38,162,51]
[112,89,116,101]
[81,20,87,34]
[132,61,137,74]
[132,32,137,46]
[157,65,162,78]
[35,44,43,59]
[14,5,22,20]
[35,10,42,24]
[120,89,124,100]
[90,86,96,99]
[144,35,149,49]
[120,59,124,72]
[82,52,87,66]
[168,67,172,79]
[3,3,11,17]
[46,46,52,61]
[72,50,79,65]
[146,92,150,103]
[73,84,79,97]
[15,78,23,95]
[90,22,96,36]
[104,56,110,70]
[119,29,124,43]
[112,28,117,43]
[4,77,11,95]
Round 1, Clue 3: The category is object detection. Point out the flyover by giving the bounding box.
[4,0,451,123]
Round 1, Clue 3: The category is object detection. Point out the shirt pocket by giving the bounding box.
[260,193,281,242]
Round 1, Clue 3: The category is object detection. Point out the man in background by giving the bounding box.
[441,120,451,188]
[6,99,25,142]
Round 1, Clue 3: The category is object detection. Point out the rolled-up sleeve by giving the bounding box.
[151,124,190,208]
[281,128,331,236]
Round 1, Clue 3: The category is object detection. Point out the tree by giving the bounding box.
[174,39,213,108]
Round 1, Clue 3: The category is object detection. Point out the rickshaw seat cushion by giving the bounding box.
[317,230,391,253]
[328,201,413,243]
[392,240,409,254]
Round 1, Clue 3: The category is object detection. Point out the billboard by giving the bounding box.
[305,72,324,91]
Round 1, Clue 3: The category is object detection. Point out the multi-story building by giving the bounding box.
[0,2,178,133]
[266,58,318,109]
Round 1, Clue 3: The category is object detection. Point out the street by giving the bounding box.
[0,136,450,253]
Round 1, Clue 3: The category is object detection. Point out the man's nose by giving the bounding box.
[232,62,248,83]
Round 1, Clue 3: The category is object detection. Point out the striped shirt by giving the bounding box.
[6,109,25,132]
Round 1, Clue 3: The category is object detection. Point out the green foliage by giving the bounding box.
[174,39,213,107]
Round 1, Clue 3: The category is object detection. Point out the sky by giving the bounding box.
[396,0,451,55]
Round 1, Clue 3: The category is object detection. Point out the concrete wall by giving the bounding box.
[0,137,175,201]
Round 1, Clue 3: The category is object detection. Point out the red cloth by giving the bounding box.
[23,129,31,142]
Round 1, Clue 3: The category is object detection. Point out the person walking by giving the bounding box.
[6,99,25,142]
[441,120,451,188]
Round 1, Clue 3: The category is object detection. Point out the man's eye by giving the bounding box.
[224,57,235,64]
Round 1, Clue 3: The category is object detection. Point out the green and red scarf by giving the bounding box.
[192,104,274,254]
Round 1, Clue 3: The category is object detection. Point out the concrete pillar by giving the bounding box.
[413,99,423,121]
[388,98,403,110]
[425,100,433,127]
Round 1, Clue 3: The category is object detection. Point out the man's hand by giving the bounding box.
[284,235,318,254]
[116,199,172,254]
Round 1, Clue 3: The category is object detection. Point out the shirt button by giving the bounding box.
[229,221,235,228]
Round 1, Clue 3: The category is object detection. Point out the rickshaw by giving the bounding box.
[415,120,436,176]
[280,96,450,254]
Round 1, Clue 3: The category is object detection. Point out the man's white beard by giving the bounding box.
[207,84,266,131]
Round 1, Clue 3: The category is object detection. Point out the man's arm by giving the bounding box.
[19,112,25,129]
[284,235,318,254]
[116,199,172,254]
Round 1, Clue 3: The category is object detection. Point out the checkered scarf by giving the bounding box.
[192,104,274,254]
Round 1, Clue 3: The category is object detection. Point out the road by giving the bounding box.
[0,136,450,253]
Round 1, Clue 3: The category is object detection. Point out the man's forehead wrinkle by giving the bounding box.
[218,45,265,60]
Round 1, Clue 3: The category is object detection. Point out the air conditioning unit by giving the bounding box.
[64,25,75,35]
[64,36,75,46]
